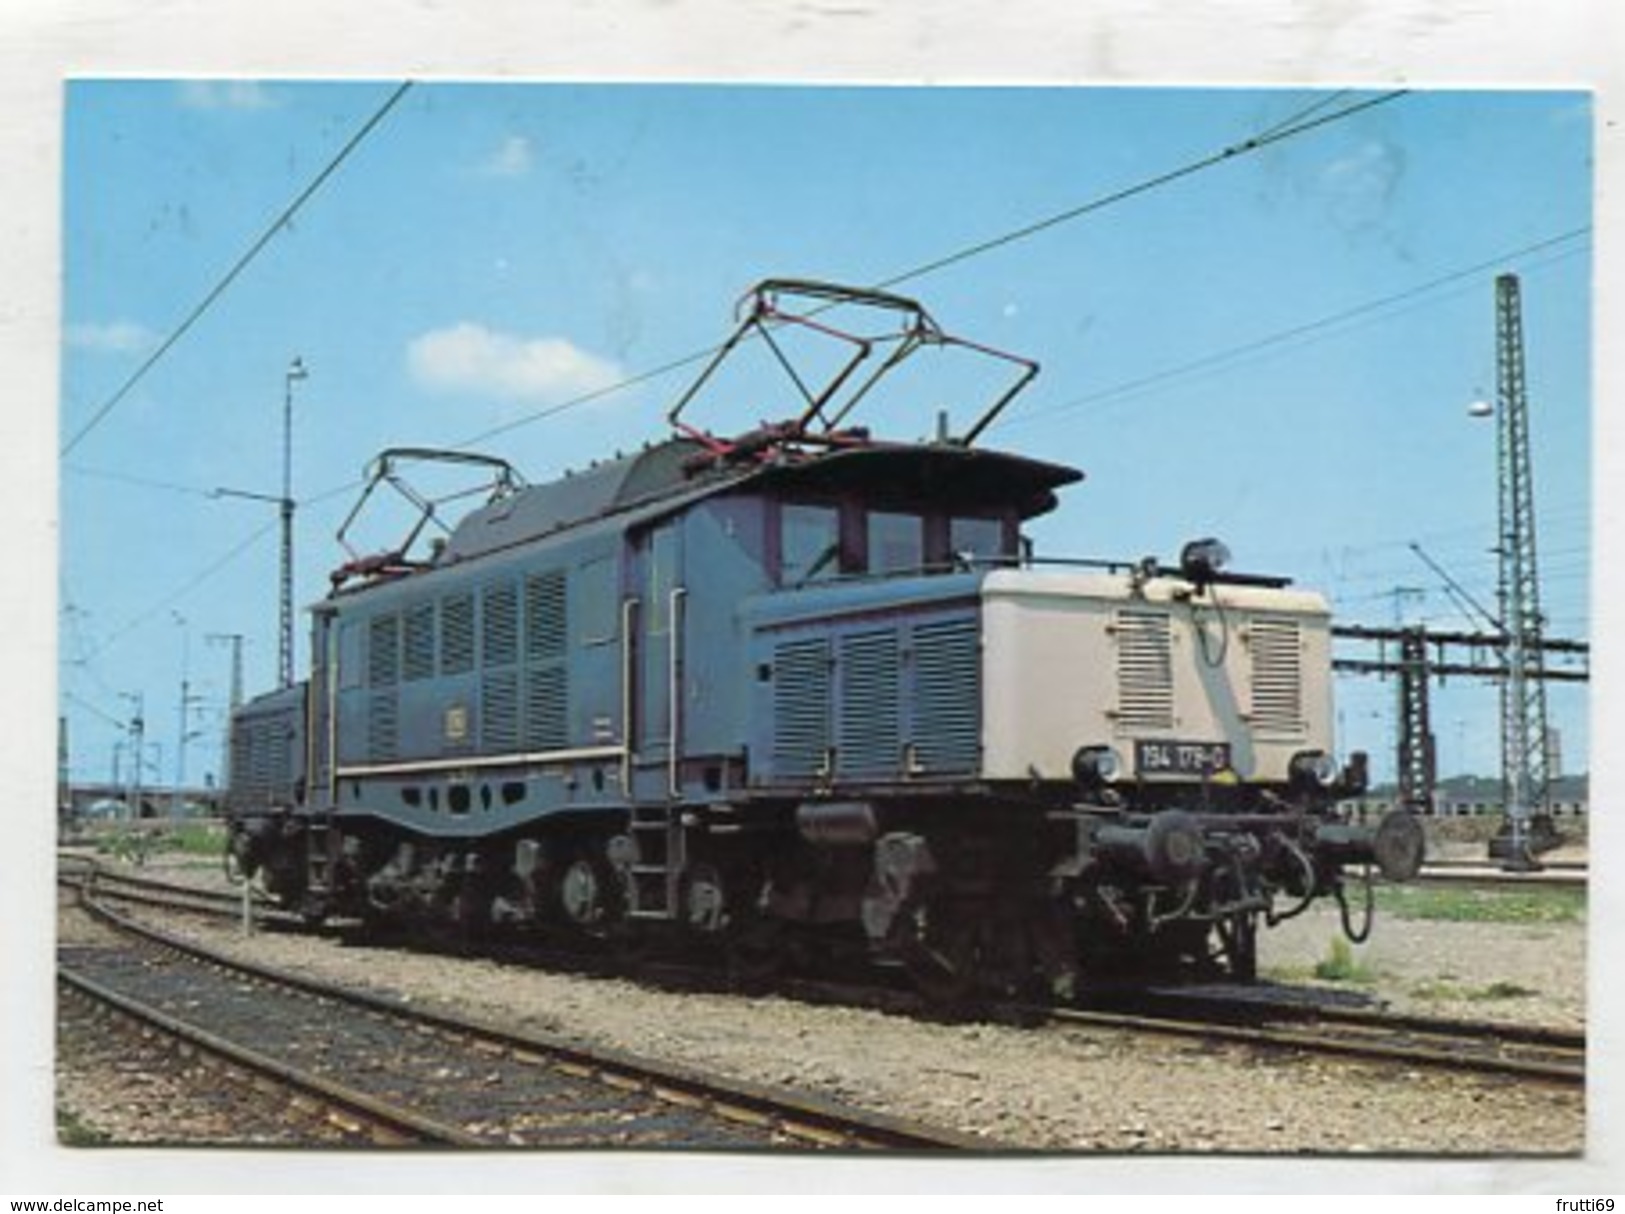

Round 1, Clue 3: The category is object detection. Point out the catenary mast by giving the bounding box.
[1492,273,1552,870]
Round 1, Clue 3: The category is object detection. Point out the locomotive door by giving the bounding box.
[631,520,684,801]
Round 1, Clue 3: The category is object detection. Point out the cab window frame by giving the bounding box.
[776,499,845,588]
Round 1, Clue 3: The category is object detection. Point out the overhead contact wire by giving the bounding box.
[60,80,416,458]
[1001,227,1591,430]
[874,90,1409,292]
[448,90,1410,450]
[77,518,279,665]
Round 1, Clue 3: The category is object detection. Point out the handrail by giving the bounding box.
[668,587,687,799]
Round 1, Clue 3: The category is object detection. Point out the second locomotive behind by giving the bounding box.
[227,280,1423,1000]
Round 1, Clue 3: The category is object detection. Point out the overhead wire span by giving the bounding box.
[444,89,1411,451]
[1250,90,1353,141]
[75,518,278,665]
[62,689,132,732]
[63,464,221,498]
[872,91,1408,293]
[997,226,1591,432]
[60,80,416,459]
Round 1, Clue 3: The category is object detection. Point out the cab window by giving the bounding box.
[781,503,841,586]
[950,515,1006,565]
[868,511,924,575]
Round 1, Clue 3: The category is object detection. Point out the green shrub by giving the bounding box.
[56,1107,110,1146]
[1376,885,1585,925]
[1313,936,1376,983]
[1468,980,1537,1001]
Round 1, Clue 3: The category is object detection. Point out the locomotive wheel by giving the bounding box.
[683,862,729,934]
[559,854,614,930]
[899,899,979,1004]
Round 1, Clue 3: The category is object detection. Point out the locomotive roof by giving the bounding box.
[438,439,720,561]
[438,434,1082,564]
[750,441,1083,515]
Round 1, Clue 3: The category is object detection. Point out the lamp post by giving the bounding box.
[213,357,308,690]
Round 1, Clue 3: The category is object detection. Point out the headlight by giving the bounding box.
[1071,745,1123,789]
[1289,749,1339,789]
[1179,537,1231,587]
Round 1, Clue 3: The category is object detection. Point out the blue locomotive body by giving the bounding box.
[227,281,1421,998]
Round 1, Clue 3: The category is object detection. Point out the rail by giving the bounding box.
[63,888,996,1151]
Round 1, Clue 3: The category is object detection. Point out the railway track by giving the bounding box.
[1410,859,1587,888]
[57,968,486,1146]
[60,892,995,1151]
[63,861,1585,1092]
[1048,988,1584,1087]
[61,863,300,925]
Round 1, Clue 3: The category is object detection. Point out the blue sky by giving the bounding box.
[58,82,1592,791]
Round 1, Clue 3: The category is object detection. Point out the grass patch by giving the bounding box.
[1410,978,1538,1002]
[163,822,227,856]
[1376,884,1585,926]
[92,821,226,864]
[1469,980,1538,1001]
[1410,979,1465,1001]
[56,1107,111,1146]
[1312,937,1377,984]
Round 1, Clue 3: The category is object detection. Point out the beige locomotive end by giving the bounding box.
[979,569,1336,786]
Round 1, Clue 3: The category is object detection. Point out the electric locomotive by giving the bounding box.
[226,279,1423,1000]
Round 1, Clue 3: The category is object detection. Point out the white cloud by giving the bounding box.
[480,135,534,178]
[1318,139,1407,233]
[65,321,156,355]
[407,323,624,403]
[176,81,276,111]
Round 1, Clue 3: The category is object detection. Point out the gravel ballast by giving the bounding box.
[56,858,1586,1155]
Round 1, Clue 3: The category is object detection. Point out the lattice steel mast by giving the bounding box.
[1493,273,1552,869]
[279,357,308,689]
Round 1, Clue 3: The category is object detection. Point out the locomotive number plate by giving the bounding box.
[1135,740,1232,777]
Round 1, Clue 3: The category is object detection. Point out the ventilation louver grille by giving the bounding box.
[482,581,519,668]
[231,709,297,807]
[839,630,901,776]
[366,614,400,762]
[403,604,435,682]
[482,670,520,752]
[368,615,399,688]
[523,666,569,751]
[525,570,568,660]
[440,592,474,675]
[912,618,981,774]
[773,638,832,779]
[1250,616,1305,735]
[367,691,398,761]
[1116,610,1174,731]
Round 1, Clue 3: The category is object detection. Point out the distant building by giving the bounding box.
[1343,773,1588,818]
